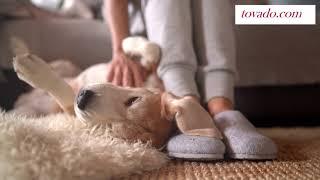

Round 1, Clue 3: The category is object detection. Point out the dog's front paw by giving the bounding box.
[13,54,56,90]
[122,37,160,70]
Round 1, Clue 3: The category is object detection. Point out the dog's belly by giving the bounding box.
[75,63,110,87]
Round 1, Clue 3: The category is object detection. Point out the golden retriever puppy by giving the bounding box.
[12,37,222,148]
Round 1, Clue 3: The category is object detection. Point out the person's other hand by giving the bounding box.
[107,51,146,87]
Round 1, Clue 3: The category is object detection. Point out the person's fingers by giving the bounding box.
[142,68,147,81]
[113,66,122,86]
[107,65,115,82]
[132,65,143,87]
[138,64,147,83]
[123,66,133,87]
[122,66,128,86]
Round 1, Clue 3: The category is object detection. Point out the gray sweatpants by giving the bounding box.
[128,0,236,103]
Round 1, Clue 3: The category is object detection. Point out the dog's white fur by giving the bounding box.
[0,112,167,179]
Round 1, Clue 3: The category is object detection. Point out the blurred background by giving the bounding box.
[0,0,319,126]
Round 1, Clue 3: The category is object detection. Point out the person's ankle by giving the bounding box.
[207,97,233,116]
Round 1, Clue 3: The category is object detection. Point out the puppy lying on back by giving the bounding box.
[12,37,222,148]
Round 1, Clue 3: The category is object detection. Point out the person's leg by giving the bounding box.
[142,0,225,160]
[192,0,277,159]
[143,0,199,99]
[192,0,236,106]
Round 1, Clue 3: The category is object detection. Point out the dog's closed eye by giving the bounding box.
[124,96,141,107]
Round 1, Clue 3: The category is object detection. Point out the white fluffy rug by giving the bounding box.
[0,112,168,180]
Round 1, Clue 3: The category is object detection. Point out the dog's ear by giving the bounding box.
[161,92,223,139]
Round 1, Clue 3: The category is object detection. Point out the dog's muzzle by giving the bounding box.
[76,89,94,110]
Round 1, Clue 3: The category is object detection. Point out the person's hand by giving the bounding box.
[107,51,146,87]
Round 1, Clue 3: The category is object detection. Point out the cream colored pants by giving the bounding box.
[128,0,236,103]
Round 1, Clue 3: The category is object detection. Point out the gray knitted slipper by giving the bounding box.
[215,110,277,160]
[166,134,225,161]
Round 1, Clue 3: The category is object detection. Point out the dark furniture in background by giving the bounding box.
[235,85,320,127]
[0,69,30,110]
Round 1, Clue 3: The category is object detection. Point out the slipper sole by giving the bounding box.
[168,152,224,161]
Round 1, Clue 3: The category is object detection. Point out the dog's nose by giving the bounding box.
[77,89,94,110]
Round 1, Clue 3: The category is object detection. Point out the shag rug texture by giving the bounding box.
[1,112,320,180]
[0,112,167,180]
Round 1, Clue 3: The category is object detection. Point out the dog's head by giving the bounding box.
[74,83,174,147]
